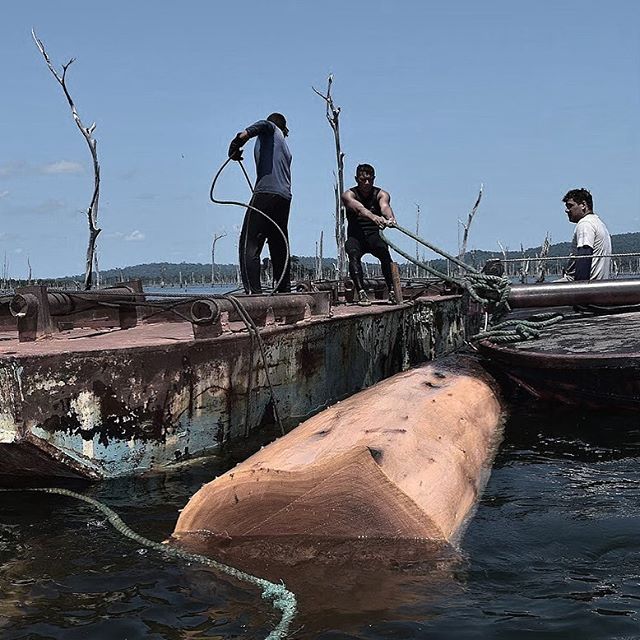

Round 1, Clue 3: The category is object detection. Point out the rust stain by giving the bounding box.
[0,294,480,479]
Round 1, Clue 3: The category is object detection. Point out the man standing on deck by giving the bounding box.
[341,164,397,306]
[561,188,612,281]
[228,113,292,294]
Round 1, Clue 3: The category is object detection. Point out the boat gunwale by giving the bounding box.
[477,339,640,370]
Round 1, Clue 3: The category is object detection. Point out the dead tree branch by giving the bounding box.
[519,243,529,283]
[32,29,101,290]
[536,232,551,282]
[94,247,101,287]
[313,75,346,278]
[211,232,227,284]
[415,203,421,277]
[497,240,508,276]
[458,183,484,269]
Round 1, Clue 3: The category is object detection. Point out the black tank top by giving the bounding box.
[346,186,381,237]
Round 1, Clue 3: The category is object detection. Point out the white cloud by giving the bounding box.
[0,190,9,199]
[33,198,67,214]
[0,161,28,178]
[0,160,84,177]
[40,161,84,175]
[125,230,145,242]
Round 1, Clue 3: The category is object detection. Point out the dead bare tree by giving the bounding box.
[458,183,484,269]
[535,232,551,282]
[415,203,421,278]
[2,252,8,290]
[313,75,346,278]
[94,248,101,288]
[518,243,530,283]
[27,257,32,284]
[314,232,325,280]
[497,240,508,276]
[211,231,227,284]
[32,29,101,290]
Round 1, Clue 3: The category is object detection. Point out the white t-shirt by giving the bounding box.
[566,213,612,280]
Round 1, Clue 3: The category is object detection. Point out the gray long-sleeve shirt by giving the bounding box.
[245,120,292,200]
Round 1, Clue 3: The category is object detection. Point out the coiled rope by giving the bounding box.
[470,311,565,344]
[0,487,297,640]
[209,157,291,295]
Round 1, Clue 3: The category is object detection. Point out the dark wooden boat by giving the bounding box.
[477,279,640,411]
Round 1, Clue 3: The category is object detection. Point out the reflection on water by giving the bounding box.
[1,407,639,638]
[177,533,463,632]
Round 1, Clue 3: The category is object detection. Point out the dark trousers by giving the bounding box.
[239,192,291,294]
[345,233,394,292]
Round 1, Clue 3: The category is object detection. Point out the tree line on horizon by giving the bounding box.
[9,231,635,289]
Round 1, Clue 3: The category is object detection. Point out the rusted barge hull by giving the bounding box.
[171,356,504,556]
[0,294,478,481]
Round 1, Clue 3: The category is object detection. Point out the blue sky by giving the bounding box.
[1,1,639,278]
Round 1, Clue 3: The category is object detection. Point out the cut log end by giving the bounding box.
[172,354,505,554]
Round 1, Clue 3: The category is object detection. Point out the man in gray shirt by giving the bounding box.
[228,113,292,293]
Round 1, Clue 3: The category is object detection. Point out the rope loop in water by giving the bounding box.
[0,487,297,640]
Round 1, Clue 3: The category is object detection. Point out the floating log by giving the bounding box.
[172,355,505,550]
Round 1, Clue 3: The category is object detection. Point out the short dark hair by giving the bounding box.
[267,112,288,136]
[356,163,375,176]
[563,188,593,210]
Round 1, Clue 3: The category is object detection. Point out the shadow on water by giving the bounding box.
[176,533,466,635]
[496,395,640,465]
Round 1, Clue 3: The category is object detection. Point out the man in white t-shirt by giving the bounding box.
[561,188,612,281]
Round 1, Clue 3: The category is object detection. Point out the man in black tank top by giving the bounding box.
[341,164,397,305]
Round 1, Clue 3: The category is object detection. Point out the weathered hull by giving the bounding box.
[0,295,477,481]
[172,355,504,551]
[478,310,640,410]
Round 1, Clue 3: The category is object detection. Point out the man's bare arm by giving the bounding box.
[341,190,388,228]
[377,190,396,225]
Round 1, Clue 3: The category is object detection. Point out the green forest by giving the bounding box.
[12,231,640,288]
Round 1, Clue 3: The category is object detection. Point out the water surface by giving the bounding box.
[1,407,639,639]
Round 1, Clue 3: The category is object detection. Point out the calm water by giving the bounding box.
[1,405,639,639]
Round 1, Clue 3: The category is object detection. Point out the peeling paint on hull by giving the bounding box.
[0,296,478,480]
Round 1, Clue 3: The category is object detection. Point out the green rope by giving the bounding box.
[381,232,460,284]
[0,487,297,640]
[381,227,512,316]
[380,225,566,343]
[462,272,512,316]
[472,312,564,344]
[384,223,480,274]
[382,224,564,343]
